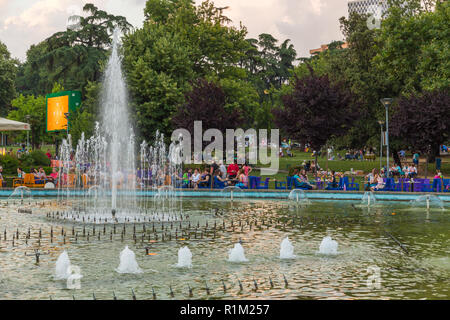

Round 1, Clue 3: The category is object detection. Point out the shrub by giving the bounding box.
[0,155,20,174]
[30,150,51,166]
[18,151,51,167]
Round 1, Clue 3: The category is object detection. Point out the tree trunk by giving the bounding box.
[428,144,440,163]
[425,154,429,179]
[392,147,401,167]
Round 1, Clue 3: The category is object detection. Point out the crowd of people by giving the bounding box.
[176,161,252,190]
[14,167,59,185]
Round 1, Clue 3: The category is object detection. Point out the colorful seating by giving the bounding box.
[248,176,259,189]
[22,173,45,188]
[275,176,294,190]
[255,177,270,190]
[342,176,359,191]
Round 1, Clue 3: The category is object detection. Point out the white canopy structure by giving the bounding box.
[0,117,30,131]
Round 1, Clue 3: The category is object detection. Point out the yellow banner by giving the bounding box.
[47,95,69,131]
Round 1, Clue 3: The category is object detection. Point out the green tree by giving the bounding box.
[15,3,131,97]
[123,0,250,141]
[66,81,100,145]
[374,0,449,95]
[7,95,47,149]
[0,41,18,116]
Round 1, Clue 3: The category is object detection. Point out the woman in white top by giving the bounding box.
[191,169,201,189]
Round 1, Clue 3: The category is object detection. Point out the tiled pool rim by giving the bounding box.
[1,188,449,202]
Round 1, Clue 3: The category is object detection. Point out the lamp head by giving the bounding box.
[380,98,393,107]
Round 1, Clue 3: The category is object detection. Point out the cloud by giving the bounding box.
[1,0,349,61]
[198,0,349,57]
[0,0,145,61]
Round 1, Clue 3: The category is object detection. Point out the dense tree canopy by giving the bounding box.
[1,0,446,154]
[122,0,254,141]
[0,42,18,116]
[172,79,243,135]
[374,0,449,95]
[273,72,357,151]
[15,3,132,97]
[390,88,449,162]
[7,95,47,149]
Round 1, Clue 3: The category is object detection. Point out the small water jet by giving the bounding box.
[411,195,445,211]
[288,189,309,204]
[319,236,338,255]
[176,246,192,268]
[362,191,376,207]
[279,237,296,259]
[9,186,32,205]
[228,243,248,262]
[54,251,72,280]
[221,186,242,202]
[116,246,143,274]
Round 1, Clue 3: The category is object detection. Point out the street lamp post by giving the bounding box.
[25,115,31,150]
[378,121,384,173]
[380,98,393,177]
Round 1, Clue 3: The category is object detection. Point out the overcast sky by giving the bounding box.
[0,0,350,62]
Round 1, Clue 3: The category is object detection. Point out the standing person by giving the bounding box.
[413,152,420,166]
[46,149,52,160]
[227,161,239,180]
[242,162,252,177]
[210,160,219,176]
[219,161,227,179]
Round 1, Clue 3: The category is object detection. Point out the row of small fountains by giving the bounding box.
[49,275,291,300]
[2,210,410,250]
[1,214,379,250]
[46,210,187,224]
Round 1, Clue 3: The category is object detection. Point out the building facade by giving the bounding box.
[348,0,389,15]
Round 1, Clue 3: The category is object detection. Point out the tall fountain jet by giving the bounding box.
[101,27,135,212]
[56,27,182,223]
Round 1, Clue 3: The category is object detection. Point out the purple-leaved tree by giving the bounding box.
[273,72,358,174]
[390,88,449,176]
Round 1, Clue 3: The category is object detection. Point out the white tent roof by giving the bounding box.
[0,117,31,131]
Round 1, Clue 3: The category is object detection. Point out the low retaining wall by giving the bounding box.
[1,188,449,202]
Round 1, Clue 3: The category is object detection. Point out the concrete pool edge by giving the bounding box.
[1,188,449,202]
